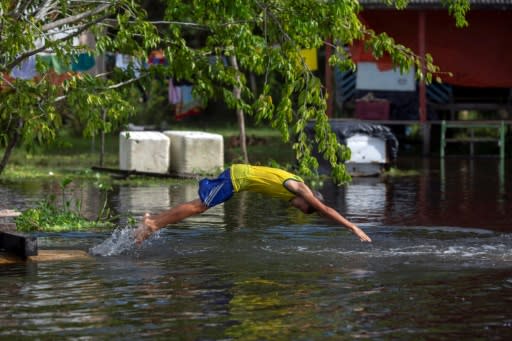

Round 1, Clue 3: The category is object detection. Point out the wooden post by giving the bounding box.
[418,11,429,155]
[100,110,106,167]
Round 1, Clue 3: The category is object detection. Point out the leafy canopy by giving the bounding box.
[1,0,469,182]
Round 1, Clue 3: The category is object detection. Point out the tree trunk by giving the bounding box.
[0,118,23,175]
[229,55,248,164]
[99,110,106,167]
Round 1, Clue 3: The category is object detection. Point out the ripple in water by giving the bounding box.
[89,227,137,256]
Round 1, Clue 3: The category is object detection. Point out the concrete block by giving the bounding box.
[164,131,224,175]
[346,134,387,176]
[119,131,170,174]
[346,134,387,163]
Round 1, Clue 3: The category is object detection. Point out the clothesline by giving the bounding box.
[6,50,222,121]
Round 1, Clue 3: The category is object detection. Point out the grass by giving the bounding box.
[383,167,420,177]
[0,125,294,184]
[15,199,116,232]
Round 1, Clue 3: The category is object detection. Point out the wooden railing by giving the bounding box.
[329,118,511,157]
[440,120,507,158]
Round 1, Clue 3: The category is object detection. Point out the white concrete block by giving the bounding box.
[119,131,170,174]
[346,134,387,163]
[164,131,224,174]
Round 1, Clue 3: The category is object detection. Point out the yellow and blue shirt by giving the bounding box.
[230,164,303,201]
[198,164,303,208]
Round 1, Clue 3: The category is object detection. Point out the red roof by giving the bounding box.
[359,0,512,9]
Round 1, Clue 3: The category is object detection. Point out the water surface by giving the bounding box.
[1,157,511,339]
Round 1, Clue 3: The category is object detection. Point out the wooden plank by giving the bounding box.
[0,252,21,265]
[330,119,512,126]
[29,250,92,262]
[1,250,92,265]
[0,223,17,232]
[0,209,21,218]
[0,230,37,258]
[91,166,197,179]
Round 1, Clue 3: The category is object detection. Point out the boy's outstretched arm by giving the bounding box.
[287,181,372,242]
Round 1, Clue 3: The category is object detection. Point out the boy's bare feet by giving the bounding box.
[134,213,158,245]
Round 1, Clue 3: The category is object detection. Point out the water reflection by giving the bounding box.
[118,186,171,214]
[105,184,226,228]
[317,157,511,232]
[441,157,507,212]
[345,178,387,221]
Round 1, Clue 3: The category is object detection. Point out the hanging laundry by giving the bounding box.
[115,53,144,77]
[37,54,71,74]
[300,48,318,71]
[168,79,205,121]
[208,55,228,66]
[180,86,197,113]
[9,55,37,80]
[148,49,167,65]
[71,53,96,72]
[168,79,181,105]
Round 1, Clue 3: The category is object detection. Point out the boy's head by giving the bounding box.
[291,190,324,214]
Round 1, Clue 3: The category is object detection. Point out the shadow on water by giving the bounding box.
[1,157,512,339]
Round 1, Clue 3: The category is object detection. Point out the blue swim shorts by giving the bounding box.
[198,168,234,208]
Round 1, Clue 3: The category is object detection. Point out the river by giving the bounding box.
[0,157,511,339]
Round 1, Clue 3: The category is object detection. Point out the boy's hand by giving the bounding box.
[133,225,151,245]
[351,225,372,243]
[133,213,155,245]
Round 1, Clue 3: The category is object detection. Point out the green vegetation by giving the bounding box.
[1,0,470,183]
[5,0,467,234]
[15,177,116,232]
[383,167,420,177]
[15,199,114,232]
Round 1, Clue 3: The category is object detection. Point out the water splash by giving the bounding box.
[89,227,136,257]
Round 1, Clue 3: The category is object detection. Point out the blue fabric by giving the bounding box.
[71,53,96,72]
[198,168,234,208]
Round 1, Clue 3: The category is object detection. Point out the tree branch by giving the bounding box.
[54,73,148,103]
[0,74,16,90]
[41,3,112,32]
[33,0,59,21]
[10,0,37,20]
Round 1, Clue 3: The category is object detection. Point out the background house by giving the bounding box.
[335,0,512,122]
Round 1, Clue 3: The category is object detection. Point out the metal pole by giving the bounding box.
[470,128,474,157]
[499,120,506,159]
[440,120,446,158]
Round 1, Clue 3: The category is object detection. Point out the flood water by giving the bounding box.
[1,157,511,340]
